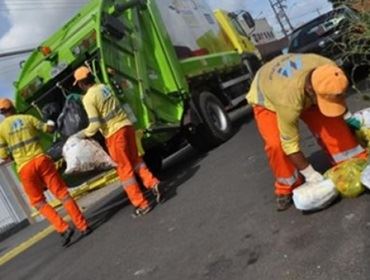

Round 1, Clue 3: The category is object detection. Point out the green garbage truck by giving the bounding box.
[14,0,260,172]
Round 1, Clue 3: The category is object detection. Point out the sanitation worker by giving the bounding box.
[73,66,161,217]
[0,99,90,246]
[246,53,368,211]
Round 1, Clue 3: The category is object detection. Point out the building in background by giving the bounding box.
[250,18,277,45]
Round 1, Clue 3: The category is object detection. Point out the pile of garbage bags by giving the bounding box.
[293,158,368,211]
[292,107,370,212]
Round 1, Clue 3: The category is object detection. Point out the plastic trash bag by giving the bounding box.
[324,158,367,198]
[353,108,370,128]
[57,94,88,138]
[292,179,338,211]
[41,102,62,122]
[62,136,116,175]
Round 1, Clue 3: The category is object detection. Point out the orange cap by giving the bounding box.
[0,98,14,110]
[311,64,349,117]
[73,66,91,85]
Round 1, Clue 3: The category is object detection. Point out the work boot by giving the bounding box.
[132,204,153,218]
[276,195,293,211]
[60,228,74,247]
[79,226,93,237]
[152,183,162,203]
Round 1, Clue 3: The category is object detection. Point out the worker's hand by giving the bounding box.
[343,111,362,130]
[300,164,324,184]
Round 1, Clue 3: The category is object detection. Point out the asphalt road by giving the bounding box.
[1,94,370,280]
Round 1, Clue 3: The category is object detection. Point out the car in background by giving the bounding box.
[287,6,362,70]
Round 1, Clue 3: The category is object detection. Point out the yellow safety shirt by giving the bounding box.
[246,53,335,155]
[0,114,48,171]
[82,84,132,138]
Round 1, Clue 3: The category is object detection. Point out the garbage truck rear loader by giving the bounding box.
[14,0,260,173]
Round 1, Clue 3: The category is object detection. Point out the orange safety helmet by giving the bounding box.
[73,66,91,85]
[0,98,14,111]
[311,64,349,117]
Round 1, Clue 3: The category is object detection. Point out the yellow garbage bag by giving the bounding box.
[324,158,367,198]
[355,127,370,148]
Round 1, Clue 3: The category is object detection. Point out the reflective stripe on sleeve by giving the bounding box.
[89,117,102,123]
[256,73,265,106]
[8,136,39,152]
[277,170,299,186]
[332,145,365,163]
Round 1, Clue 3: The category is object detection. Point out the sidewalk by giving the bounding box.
[0,181,124,264]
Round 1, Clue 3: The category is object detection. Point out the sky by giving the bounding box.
[0,0,332,100]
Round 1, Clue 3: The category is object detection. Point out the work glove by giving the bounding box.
[300,165,324,184]
[343,111,362,131]
[46,120,56,127]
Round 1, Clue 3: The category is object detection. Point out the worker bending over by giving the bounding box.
[246,53,367,211]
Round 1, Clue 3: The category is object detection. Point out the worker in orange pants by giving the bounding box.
[0,99,90,246]
[73,66,161,217]
[247,54,367,211]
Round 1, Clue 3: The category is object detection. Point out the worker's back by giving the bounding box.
[0,114,46,170]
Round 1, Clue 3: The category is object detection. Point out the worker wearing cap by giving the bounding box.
[0,99,90,246]
[246,53,367,211]
[73,66,162,217]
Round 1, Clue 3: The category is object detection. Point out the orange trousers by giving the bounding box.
[19,155,88,233]
[106,126,159,208]
[253,105,367,196]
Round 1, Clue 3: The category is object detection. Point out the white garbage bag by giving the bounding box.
[292,179,338,211]
[62,136,116,175]
[353,108,370,128]
[361,165,370,190]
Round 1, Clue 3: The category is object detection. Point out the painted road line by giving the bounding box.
[0,225,54,266]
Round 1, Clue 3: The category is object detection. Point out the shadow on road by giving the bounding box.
[159,146,204,203]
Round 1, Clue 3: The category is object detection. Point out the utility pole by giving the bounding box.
[268,0,294,37]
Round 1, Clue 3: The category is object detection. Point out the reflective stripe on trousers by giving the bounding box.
[332,145,365,163]
[134,162,146,172]
[276,170,299,186]
[122,177,138,189]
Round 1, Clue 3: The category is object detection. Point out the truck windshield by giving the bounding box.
[229,16,248,37]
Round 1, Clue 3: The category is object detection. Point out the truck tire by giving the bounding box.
[186,91,233,152]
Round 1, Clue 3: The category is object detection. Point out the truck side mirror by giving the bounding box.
[242,12,255,29]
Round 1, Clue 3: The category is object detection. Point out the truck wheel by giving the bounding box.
[186,91,233,152]
[143,148,163,176]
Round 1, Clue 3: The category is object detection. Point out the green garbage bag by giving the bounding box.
[324,158,367,198]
